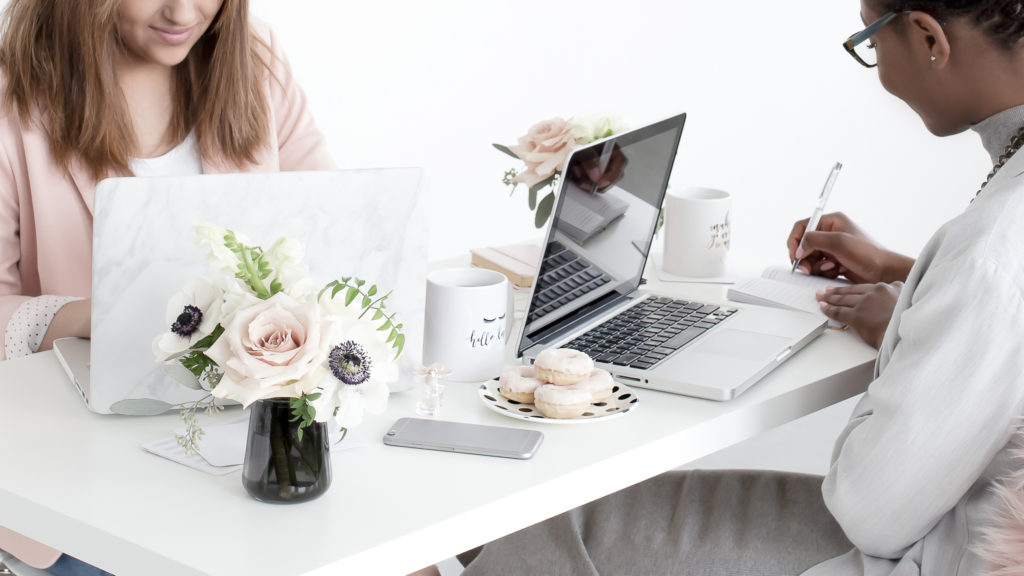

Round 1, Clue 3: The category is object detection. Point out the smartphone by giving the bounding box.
[383,417,544,460]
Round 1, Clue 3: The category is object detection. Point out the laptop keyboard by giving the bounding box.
[527,241,613,324]
[564,297,736,370]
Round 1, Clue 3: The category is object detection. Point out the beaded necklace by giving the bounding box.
[974,124,1024,201]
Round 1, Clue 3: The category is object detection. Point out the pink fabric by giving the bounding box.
[979,439,1024,575]
[0,23,333,566]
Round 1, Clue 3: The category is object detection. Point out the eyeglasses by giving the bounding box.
[843,11,905,68]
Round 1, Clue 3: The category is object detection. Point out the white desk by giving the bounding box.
[0,279,876,576]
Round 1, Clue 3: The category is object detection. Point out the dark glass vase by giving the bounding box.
[242,398,332,503]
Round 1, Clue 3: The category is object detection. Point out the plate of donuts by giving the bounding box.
[477,380,639,424]
[479,348,640,424]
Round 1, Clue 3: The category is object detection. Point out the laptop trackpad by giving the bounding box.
[690,328,791,362]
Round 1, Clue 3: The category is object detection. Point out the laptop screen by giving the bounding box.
[517,113,686,356]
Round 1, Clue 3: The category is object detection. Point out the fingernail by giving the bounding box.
[818,301,828,310]
[815,290,825,299]
[799,262,811,274]
[839,266,848,274]
[820,261,836,272]
[795,247,805,259]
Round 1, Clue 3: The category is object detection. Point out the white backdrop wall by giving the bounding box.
[0,0,984,264]
[250,0,991,266]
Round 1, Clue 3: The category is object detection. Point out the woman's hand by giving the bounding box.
[38,298,91,352]
[816,283,902,349]
[787,212,914,284]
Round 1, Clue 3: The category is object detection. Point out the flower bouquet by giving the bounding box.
[146,224,404,501]
[493,113,628,228]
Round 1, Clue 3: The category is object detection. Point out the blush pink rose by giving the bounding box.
[207,292,329,407]
[508,117,579,187]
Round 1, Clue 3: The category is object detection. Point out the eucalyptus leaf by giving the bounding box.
[345,286,358,306]
[492,143,521,159]
[535,192,555,228]
[528,174,556,196]
[164,362,203,390]
[529,187,538,210]
[110,398,176,416]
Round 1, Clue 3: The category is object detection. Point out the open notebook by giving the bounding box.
[727,265,850,328]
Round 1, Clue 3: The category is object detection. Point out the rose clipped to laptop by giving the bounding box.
[143,223,404,502]
[494,113,628,228]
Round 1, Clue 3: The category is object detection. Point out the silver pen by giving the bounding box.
[792,161,843,273]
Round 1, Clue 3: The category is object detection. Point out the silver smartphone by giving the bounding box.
[383,417,544,460]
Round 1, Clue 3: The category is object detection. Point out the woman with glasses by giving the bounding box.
[454,1,1024,574]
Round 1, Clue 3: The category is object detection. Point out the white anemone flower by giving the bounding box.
[310,314,399,429]
[152,277,224,360]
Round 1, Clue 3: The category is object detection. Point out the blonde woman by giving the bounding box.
[0,0,333,573]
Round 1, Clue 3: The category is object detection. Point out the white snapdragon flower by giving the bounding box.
[571,112,630,144]
[193,222,243,274]
[264,236,316,297]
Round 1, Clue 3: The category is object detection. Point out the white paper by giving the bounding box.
[727,268,850,329]
[142,414,375,475]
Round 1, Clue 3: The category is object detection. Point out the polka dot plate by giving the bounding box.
[477,381,639,424]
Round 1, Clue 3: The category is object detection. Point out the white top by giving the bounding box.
[807,127,1024,575]
[129,133,202,178]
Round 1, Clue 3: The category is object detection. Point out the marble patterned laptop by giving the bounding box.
[80,169,426,414]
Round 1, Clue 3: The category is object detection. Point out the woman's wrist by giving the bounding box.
[38,299,90,352]
[881,253,915,284]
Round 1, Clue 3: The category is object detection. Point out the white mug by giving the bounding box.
[662,186,731,277]
[422,268,509,382]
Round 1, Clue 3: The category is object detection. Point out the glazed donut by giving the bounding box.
[534,383,593,419]
[498,365,544,403]
[534,348,594,386]
[573,369,614,401]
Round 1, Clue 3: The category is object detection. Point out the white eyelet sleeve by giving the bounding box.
[3,295,82,359]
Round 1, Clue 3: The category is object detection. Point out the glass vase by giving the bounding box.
[241,398,332,503]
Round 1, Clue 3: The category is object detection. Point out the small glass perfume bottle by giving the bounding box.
[414,363,452,417]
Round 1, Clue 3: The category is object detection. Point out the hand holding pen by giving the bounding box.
[786,172,916,285]
[792,162,843,273]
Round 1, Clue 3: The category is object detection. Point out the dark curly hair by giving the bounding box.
[876,0,1024,49]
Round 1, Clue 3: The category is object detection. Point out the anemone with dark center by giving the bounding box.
[328,341,372,385]
[171,304,203,337]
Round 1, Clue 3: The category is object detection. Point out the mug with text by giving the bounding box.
[422,268,509,382]
[663,186,731,277]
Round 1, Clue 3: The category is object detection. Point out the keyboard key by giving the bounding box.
[613,353,641,366]
[629,360,656,369]
[662,326,708,349]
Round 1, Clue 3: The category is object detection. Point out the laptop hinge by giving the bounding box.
[522,290,643,357]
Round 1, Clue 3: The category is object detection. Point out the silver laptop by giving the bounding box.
[55,169,427,414]
[515,113,826,401]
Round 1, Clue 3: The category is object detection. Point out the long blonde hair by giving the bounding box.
[0,0,272,179]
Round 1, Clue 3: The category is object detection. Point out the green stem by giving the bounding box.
[239,248,270,299]
[269,414,292,500]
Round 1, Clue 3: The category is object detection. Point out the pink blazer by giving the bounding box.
[0,25,334,568]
